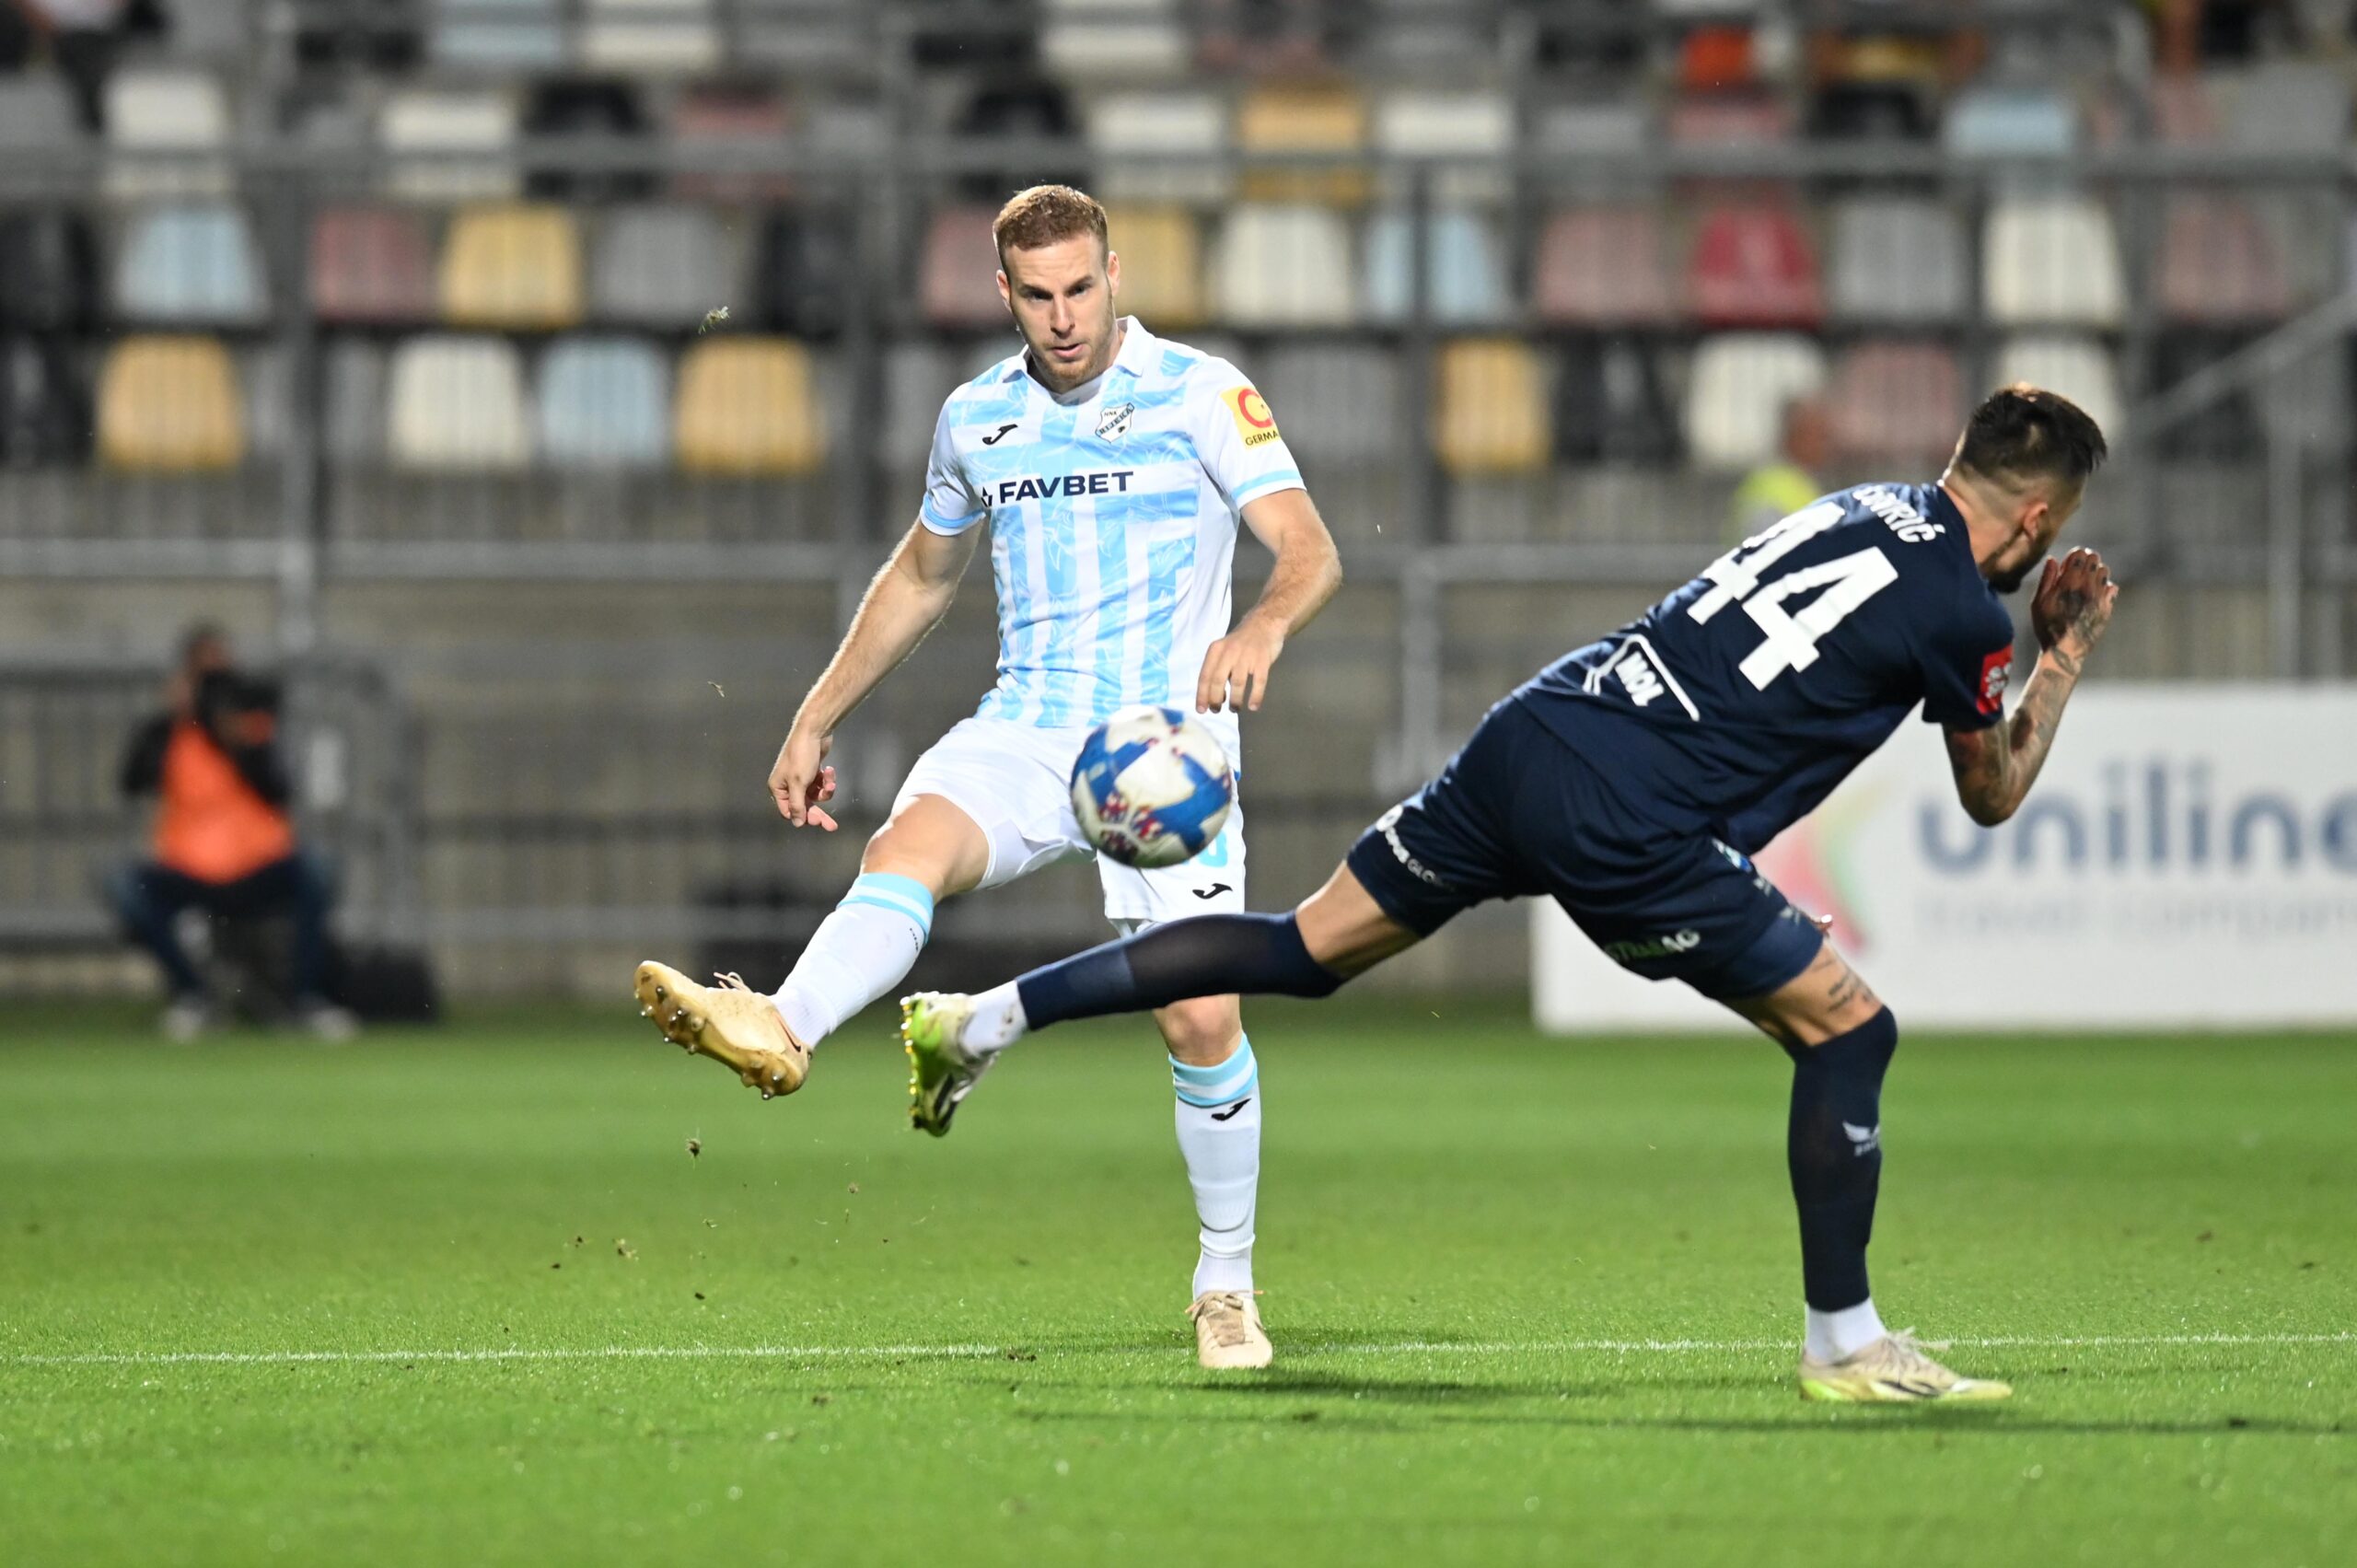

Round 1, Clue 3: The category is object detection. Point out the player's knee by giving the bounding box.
[1157,995,1243,1066]
[859,803,981,896]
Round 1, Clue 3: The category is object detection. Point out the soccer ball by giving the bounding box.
[1069,705,1235,869]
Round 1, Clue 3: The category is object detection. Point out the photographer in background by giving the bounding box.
[109,624,355,1042]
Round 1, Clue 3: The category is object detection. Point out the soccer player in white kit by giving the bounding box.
[633,185,1342,1370]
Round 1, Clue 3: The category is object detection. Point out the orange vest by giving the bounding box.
[153,720,296,883]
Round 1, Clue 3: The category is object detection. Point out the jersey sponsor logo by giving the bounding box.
[1375,803,1446,887]
[1096,401,1133,441]
[1222,386,1282,448]
[1978,647,2014,714]
[1601,929,1703,963]
[992,470,1137,505]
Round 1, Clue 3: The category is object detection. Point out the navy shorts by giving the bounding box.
[1344,700,1824,1002]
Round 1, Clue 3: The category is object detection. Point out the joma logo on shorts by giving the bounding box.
[1603,930,1702,962]
[1376,804,1445,887]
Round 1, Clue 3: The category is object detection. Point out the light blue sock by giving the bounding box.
[1173,1036,1260,1298]
[772,872,935,1047]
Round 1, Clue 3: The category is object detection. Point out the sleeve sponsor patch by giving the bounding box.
[1977,646,2014,714]
[1220,385,1282,448]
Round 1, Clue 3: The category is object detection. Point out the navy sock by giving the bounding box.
[1016,912,1344,1031]
[1784,1007,1899,1312]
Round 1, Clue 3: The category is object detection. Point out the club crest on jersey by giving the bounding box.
[1978,647,2014,714]
[1221,386,1282,448]
[1096,401,1133,441]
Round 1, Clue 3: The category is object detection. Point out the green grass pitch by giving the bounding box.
[3,1000,2351,1566]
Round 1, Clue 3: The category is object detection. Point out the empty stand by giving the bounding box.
[1374,90,1513,203]
[1984,196,2124,329]
[430,0,565,71]
[593,204,736,331]
[1102,205,1206,331]
[1042,0,1188,80]
[1827,197,1968,324]
[1688,203,1824,331]
[1237,83,1370,207]
[114,203,268,327]
[1535,207,1675,327]
[582,0,722,75]
[1363,209,1508,326]
[2157,194,2291,325]
[311,207,438,325]
[1434,339,1550,476]
[439,204,586,330]
[1553,338,1680,466]
[1824,342,1965,466]
[1212,205,1355,328]
[537,337,671,468]
[1090,91,1229,205]
[388,335,532,470]
[1684,334,1829,470]
[921,205,1010,330]
[0,210,98,332]
[103,68,231,200]
[381,90,520,203]
[1945,86,2077,159]
[673,338,824,474]
[97,336,245,471]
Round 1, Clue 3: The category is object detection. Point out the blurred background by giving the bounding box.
[3,0,2354,1011]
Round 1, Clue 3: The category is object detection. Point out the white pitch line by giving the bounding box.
[7,1330,2351,1370]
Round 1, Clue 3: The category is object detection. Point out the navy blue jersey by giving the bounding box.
[1515,482,2016,854]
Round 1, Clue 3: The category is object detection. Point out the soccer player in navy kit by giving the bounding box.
[906,385,2118,1402]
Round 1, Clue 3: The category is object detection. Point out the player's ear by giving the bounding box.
[2016,493,2049,544]
[1105,246,1120,298]
[995,267,1012,312]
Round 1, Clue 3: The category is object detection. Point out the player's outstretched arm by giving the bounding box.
[768,520,982,828]
[1196,489,1343,714]
[1945,547,2118,826]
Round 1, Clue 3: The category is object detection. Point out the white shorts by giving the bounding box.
[892,714,1246,927]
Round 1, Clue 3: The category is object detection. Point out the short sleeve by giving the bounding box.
[918,401,987,535]
[1190,360,1306,510]
[1919,592,2017,731]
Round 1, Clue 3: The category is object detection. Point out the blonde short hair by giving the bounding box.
[993,184,1109,265]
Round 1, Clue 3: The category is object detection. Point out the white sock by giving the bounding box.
[960,981,1029,1054]
[1172,1037,1260,1299]
[1805,1298,1888,1363]
[771,873,935,1047]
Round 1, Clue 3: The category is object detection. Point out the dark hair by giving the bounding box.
[1953,384,2108,491]
[993,183,1108,264]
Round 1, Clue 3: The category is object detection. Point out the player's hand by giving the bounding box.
[2030,547,2118,661]
[1195,618,1286,714]
[768,726,839,830]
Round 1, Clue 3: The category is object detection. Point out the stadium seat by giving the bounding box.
[674,338,824,475]
[0,208,98,331]
[1089,91,1229,204]
[1211,205,1355,328]
[582,0,721,74]
[103,68,231,200]
[740,0,864,72]
[387,334,531,470]
[1433,339,1550,476]
[1991,336,2124,440]
[242,347,290,463]
[921,205,1011,329]
[753,206,856,341]
[1534,207,1675,327]
[430,0,564,69]
[1374,89,1513,203]
[114,204,268,327]
[1944,87,2077,159]
[1530,98,1652,165]
[1824,342,1964,466]
[2223,63,2350,155]
[381,90,520,203]
[1362,209,1508,325]
[96,335,245,471]
[592,204,735,331]
[1553,338,1680,466]
[2157,194,2291,325]
[1042,0,1188,79]
[1101,205,1206,330]
[1683,334,1829,470]
[537,337,671,469]
[0,77,83,149]
[1255,345,1400,463]
[1237,83,1370,207]
[1667,89,1794,150]
[882,342,958,474]
[1827,196,1968,324]
[310,206,438,325]
[1984,197,2123,329]
[668,84,793,203]
[439,204,586,330]
[1688,203,1824,331]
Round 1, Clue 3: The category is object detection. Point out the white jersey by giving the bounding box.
[918,319,1306,751]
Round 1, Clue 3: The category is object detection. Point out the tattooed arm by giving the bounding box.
[1945,547,2118,827]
